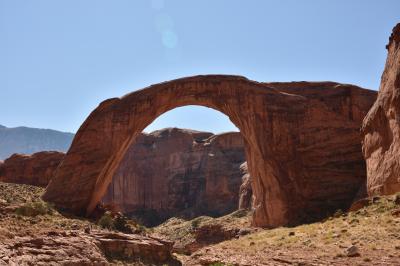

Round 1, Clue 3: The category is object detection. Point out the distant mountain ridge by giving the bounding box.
[0,125,74,160]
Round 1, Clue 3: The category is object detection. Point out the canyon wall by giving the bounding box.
[362,23,400,196]
[102,128,246,225]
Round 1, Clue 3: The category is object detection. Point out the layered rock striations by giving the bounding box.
[362,23,400,196]
[0,151,65,187]
[102,128,246,225]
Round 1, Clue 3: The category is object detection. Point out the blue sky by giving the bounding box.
[1,0,399,133]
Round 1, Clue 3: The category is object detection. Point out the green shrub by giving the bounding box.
[230,209,248,218]
[98,211,115,230]
[113,214,134,233]
[136,223,147,234]
[191,217,202,228]
[15,201,53,217]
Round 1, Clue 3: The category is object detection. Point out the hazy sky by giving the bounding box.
[1,0,399,133]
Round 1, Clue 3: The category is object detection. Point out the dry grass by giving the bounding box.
[183,194,400,265]
[0,182,105,237]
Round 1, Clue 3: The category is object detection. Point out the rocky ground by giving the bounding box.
[0,182,178,265]
[1,181,400,265]
[179,196,400,265]
[151,209,256,255]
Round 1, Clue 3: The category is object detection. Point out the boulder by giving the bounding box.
[361,23,400,196]
[0,229,175,265]
[0,151,65,187]
[92,231,175,264]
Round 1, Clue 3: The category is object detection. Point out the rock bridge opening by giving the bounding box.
[100,105,248,226]
[43,75,377,228]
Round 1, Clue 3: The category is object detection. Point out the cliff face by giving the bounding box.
[101,128,246,225]
[362,23,400,196]
[0,125,74,160]
[0,151,65,187]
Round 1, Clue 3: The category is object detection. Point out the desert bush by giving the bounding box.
[135,223,147,234]
[15,201,53,217]
[230,209,248,218]
[98,211,115,229]
[113,213,134,233]
[191,217,202,228]
[98,211,139,233]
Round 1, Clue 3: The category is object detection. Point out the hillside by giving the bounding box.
[0,125,74,160]
[179,195,400,265]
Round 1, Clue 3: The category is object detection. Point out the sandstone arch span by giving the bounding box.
[43,75,376,227]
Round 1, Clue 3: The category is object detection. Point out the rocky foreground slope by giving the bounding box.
[1,181,400,265]
[181,194,400,266]
[0,182,179,265]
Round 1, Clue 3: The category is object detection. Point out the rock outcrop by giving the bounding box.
[0,221,175,265]
[0,151,65,187]
[362,23,400,196]
[92,231,175,264]
[43,75,377,227]
[0,182,177,265]
[102,128,245,225]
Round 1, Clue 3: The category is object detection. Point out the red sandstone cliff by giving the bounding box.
[101,128,246,225]
[0,151,65,187]
[362,23,400,196]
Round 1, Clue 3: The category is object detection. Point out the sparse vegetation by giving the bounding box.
[98,211,115,229]
[97,210,147,234]
[15,200,54,217]
[182,192,400,265]
[2,181,400,265]
[210,263,230,266]
[191,217,202,228]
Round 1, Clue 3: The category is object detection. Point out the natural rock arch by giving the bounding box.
[43,75,376,227]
